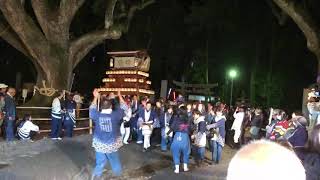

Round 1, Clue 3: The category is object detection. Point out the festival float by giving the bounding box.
[99,50,155,96]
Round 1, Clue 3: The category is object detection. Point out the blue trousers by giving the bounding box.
[161,127,172,151]
[170,132,190,165]
[137,129,143,142]
[5,120,15,141]
[93,151,122,177]
[198,147,205,160]
[193,145,205,161]
[51,116,62,138]
[211,140,223,163]
[63,121,74,137]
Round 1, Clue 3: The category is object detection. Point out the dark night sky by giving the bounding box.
[0,0,318,110]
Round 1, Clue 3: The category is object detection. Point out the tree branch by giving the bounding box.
[105,0,118,29]
[266,0,288,25]
[0,21,31,58]
[125,0,155,32]
[0,0,52,70]
[273,0,320,54]
[59,0,86,28]
[69,28,122,68]
[31,0,51,38]
[70,0,154,68]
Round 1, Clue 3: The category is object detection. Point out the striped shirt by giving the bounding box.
[18,121,39,140]
[52,97,62,119]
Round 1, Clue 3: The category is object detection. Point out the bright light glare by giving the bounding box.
[229,69,237,78]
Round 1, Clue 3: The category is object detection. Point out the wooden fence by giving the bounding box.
[16,106,93,134]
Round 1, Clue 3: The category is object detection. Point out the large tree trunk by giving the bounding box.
[25,55,73,106]
[272,0,320,77]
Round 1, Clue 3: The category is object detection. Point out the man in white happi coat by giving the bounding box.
[231,107,245,145]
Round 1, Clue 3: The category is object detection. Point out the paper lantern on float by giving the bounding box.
[99,50,154,95]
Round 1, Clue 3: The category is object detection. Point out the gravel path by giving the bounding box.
[0,135,236,180]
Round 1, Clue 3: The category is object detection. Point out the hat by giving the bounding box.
[0,83,8,89]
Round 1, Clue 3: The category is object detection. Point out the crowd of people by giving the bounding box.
[0,83,84,142]
[1,82,320,179]
[88,89,320,180]
[0,83,39,141]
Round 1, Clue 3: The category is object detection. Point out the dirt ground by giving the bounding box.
[0,135,236,180]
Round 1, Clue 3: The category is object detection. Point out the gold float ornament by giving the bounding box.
[105,70,149,77]
[110,58,114,67]
[102,78,116,83]
[124,78,137,82]
[137,71,149,77]
[98,88,137,92]
[146,81,152,85]
[98,88,154,95]
[138,89,155,95]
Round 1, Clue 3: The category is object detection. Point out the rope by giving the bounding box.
[33,80,71,97]
[0,26,10,36]
[33,80,57,97]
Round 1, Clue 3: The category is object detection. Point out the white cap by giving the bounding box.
[0,83,8,89]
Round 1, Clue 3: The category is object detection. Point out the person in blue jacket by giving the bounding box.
[167,106,191,174]
[287,115,308,159]
[63,94,76,138]
[135,97,148,144]
[89,89,127,179]
[207,108,226,164]
[4,88,16,141]
[137,101,155,152]
[160,105,174,151]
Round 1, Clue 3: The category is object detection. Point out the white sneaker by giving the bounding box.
[183,164,189,172]
[136,141,143,144]
[51,138,58,140]
[174,165,179,174]
[123,142,129,145]
[57,137,62,140]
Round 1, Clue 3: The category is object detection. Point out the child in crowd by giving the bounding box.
[17,114,40,141]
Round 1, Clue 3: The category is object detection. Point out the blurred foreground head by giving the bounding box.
[227,140,305,180]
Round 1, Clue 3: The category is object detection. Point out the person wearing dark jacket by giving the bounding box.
[287,116,308,161]
[207,108,226,164]
[250,108,263,140]
[63,94,77,137]
[137,102,155,152]
[167,107,191,174]
[4,88,16,141]
[151,100,164,146]
[160,105,174,151]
